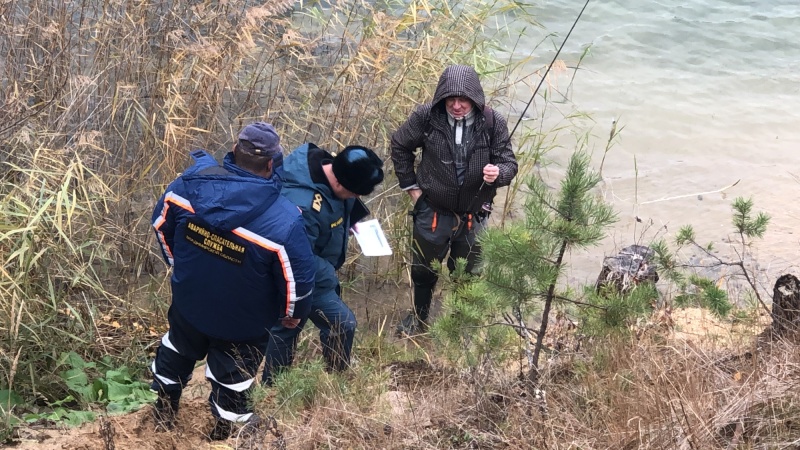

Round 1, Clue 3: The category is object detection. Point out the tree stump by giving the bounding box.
[771,274,800,337]
[595,245,659,294]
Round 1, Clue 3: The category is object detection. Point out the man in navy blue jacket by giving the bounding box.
[150,122,315,440]
[261,143,383,385]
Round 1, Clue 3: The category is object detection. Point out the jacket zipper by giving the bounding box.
[428,112,487,212]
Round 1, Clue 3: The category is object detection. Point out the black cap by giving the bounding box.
[332,146,384,196]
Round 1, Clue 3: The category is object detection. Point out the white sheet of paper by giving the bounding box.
[352,219,392,256]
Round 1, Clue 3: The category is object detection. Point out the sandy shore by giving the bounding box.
[487,132,799,305]
[566,147,796,302]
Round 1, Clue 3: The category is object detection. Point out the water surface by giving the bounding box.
[498,0,800,289]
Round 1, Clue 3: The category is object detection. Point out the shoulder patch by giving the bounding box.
[312,193,323,212]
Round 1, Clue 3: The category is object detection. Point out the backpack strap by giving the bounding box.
[483,105,494,131]
[482,105,495,146]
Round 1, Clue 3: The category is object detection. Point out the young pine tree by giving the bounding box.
[436,151,617,379]
[651,196,769,317]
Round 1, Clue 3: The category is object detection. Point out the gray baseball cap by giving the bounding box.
[237,122,283,157]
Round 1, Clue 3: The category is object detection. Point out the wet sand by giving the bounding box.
[533,133,800,302]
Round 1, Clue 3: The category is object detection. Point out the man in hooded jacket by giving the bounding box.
[391,65,518,335]
[150,122,315,440]
[261,143,384,385]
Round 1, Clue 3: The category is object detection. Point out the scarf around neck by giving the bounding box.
[446,108,476,145]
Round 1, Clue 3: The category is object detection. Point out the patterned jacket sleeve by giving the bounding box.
[489,111,518,188]
[390,106,428,189]
[279,218,315,320]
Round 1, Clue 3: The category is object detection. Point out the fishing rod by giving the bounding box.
[508,0,592,140]
[465,0,592,217]
[428,0,593,258]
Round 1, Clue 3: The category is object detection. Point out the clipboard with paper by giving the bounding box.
[352,219,392,256]
[350,199,392,256]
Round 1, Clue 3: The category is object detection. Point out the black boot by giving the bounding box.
[153,394,179,431]
[396,312,428,336]
[239,414,265,445]
[209,418,233,441]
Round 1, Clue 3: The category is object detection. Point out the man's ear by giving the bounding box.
[266,158,274,177]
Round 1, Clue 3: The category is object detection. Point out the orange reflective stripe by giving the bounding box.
[431,211,438,232]
[232,228,298,317]
[467,214,473,231]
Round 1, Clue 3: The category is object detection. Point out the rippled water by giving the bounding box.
[500,0,800,285]
[510,0,799,150]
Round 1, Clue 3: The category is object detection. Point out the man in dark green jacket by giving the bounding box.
[391,65,518,335]
[262,143,384,384]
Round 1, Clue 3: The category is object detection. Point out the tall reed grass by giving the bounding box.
[1,0,550,406]
[3,2,794,448]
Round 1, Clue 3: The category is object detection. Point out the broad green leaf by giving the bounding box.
[104,368,131,383]
[106,380,134,402]
[0,390,23,409]
[63,410,95,427]
[62,351,87,370]
[61,368,89,392]
[92,379,107,402]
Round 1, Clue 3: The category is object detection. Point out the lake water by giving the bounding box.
[495,0,800,292]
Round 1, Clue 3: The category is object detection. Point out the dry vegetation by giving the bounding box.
[1,0,511,402]
[9,324,800,449]
[2,0,799,449]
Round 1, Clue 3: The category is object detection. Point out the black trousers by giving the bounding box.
[410,198,485,321]
[150,306,267,423]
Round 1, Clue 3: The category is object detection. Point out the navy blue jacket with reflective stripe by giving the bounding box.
[151,150,315,341]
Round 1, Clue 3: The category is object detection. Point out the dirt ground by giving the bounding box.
[9,364,228,450]
[5,171,793,449]
[5,204,788,449]
[6,306,771,450]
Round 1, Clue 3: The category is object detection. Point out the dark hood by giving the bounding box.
[431,65,486,111]
[280,143,333,197]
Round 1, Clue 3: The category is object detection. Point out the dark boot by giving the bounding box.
[239,415,266,446]
[209,418,233,441]
[396,312,428,336]
[153,394,179,431]
[412,282,434,325]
